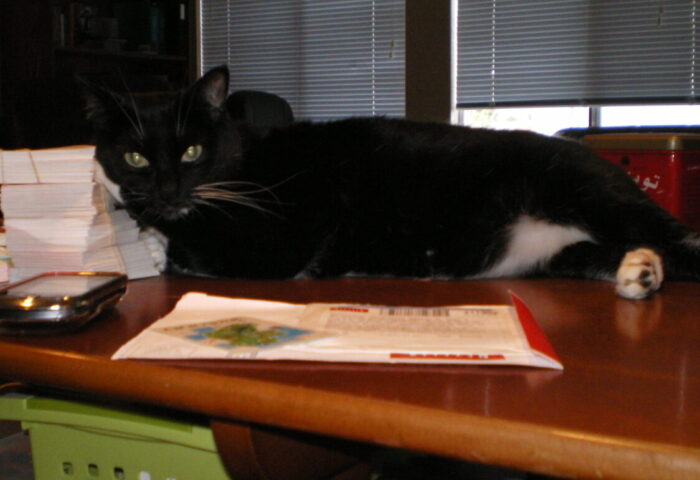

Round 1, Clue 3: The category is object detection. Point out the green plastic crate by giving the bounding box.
[0,392,231,480]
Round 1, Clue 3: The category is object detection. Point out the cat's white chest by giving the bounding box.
[478,215,593,278]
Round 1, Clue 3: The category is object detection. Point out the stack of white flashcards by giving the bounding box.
[0,146,164,281]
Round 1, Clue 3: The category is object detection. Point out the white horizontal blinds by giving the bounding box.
[199,0,230,68]
[457,0,700,107]
[203,1,302,110]
[200,0,405,120]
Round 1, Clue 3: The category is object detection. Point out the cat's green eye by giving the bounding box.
[124,152,149,168]
[181,144,203,163]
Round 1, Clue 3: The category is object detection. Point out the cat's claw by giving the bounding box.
[616,248,664,299]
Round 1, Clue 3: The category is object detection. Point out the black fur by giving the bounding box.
[82,66,700,296]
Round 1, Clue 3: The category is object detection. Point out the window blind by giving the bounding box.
[457,0,700,107]
[200,0,405,120]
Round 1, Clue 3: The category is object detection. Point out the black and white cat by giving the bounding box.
[83,66,700,299]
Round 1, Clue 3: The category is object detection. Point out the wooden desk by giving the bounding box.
[1,275,699,479]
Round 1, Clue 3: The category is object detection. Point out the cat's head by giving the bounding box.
[82,66,242,222]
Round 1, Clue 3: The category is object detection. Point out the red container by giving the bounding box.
[582,133,700,232]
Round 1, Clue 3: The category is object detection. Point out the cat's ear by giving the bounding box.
[75,75,119,125]
[192,66,230,110]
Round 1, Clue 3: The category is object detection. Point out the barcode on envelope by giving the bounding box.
[381,308,450,317]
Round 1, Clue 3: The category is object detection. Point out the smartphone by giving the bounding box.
[0,272,127,335]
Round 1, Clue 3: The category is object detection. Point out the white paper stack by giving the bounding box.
[0,229,8,283]
[0,146,164,281]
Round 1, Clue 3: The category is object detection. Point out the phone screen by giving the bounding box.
[1,275,119,298]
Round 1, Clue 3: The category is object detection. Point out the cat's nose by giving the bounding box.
[155,193,190,220]
[158,201,192,220]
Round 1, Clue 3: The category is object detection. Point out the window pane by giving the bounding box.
[200,0,405,120]
[600,105,700,127]
[457,0,700,107]
[456,107,589,135]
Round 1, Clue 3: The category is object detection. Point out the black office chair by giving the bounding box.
[226,90,294,128]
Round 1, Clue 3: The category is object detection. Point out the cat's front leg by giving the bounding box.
[545,241,663,299]
[139,227,169,273]
[615,248,664,299]
[294,251,351,279]
[294,227,353,279]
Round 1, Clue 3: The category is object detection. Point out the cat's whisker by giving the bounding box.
[195,180,277,194]
[210,197,276,216]
[193,189,281,217]
[194,186,271,203]
[136,208,164,224]
[192,198,236,220]
[194,181,287,204]
[194,187,286,205]
[197,174,299,205]
[122,191,149,204]
[178,88,198,139]
[121,84,145,139]
[107,91,144,140]
[176,89,187,137]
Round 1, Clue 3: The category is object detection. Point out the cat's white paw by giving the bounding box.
[616,248,664,299]
[139,227,169,273]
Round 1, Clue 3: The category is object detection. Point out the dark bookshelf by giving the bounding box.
[0,0,196,149]
[51,0,191,80]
